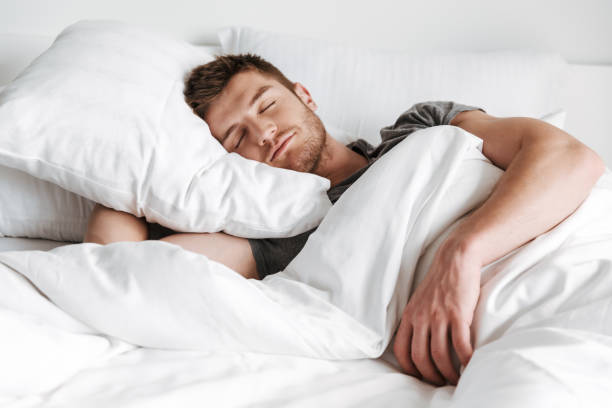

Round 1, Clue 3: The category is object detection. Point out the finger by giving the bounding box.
[431,322,459,385]
[412,324,445,386]
[451,319,474,368]
[393,321,419,377]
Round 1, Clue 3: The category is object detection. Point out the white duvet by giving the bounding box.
[1,126,611,407]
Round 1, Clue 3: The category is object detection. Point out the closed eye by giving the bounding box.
[235,129,246,149]
[234,101,275,149]
[260,101,276,113]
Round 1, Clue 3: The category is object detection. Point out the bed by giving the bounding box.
[1,22,612,408]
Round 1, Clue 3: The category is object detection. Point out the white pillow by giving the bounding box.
[219,27,567,146]
[0,166,94,242]
[0,85,89,242]
[0,21,331,239]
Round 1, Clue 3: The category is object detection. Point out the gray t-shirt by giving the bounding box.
[148,101,484,279]
[247,101,484,279]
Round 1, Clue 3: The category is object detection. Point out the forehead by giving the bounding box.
[204,70,280,139]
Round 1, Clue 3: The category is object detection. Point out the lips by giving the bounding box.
[270,132,294,162]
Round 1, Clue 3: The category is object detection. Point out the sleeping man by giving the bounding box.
[84,53,605,387]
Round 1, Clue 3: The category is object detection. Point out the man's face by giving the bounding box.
[204,70,327,173]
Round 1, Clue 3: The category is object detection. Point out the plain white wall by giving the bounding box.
[1,0,611,64]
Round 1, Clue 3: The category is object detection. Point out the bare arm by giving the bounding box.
[160,232,258,280]
[83,204,258,280]
[83,203,148,244]
[450,110,605,267]
[393,111,606,386]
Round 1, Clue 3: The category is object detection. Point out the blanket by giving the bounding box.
[1,125,611,407]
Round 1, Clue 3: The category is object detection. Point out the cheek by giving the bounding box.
[238,143,267,163]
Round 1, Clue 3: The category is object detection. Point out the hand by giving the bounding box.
[393,233,482,386]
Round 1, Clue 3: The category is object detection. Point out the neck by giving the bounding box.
[313,133,368,188]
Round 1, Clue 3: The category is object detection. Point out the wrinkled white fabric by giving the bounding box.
[1,125,611,407]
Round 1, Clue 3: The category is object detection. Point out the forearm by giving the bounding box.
[451,130,605,268]
[83,204,148,244]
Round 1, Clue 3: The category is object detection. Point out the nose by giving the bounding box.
[252,119,277,147]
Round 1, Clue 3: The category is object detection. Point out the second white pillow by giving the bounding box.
[219,26,567,146]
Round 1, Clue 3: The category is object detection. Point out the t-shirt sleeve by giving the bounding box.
[149,219,302,281]
[147,222,176,240]
[379,101,485,143]
[247,228,315,279]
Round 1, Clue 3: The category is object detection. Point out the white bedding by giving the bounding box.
[1,126,611,407]
[0,237,68,252]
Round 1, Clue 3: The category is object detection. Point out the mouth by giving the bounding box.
[270,131,295,162]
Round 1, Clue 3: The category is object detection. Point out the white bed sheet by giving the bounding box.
[2,132,612,407]
[4,347,449,408]
[0,239,442,407]
[0,129,491,407]
[0,241,414,407]
[0,135,458,407]
[0,237,69,252]
[0,235,441,408]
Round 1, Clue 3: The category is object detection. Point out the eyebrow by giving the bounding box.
[221,85,273,144]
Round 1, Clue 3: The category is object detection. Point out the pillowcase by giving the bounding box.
[0,20,332,239]
[0,166,94,242]
[0,82,94,243]
[0,84,89,243]
[219,26,567,146]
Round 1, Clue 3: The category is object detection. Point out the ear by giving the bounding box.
[293,82,318,111]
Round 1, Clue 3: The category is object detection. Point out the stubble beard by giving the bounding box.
[292,105,327,174]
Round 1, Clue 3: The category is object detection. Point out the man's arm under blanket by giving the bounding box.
[393,110,606,386]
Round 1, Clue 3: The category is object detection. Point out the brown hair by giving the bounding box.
[184,53,295,120]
